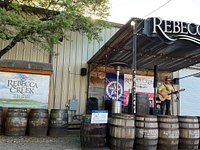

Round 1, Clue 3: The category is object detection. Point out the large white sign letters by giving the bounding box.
[144,17,200,44]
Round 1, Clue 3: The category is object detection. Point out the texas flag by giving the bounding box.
[105,73,154,107]
[105,73,124,105]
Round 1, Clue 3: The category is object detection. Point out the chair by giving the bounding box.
[86,97,98,114]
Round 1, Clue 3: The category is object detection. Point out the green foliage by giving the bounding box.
[0,0,111,58]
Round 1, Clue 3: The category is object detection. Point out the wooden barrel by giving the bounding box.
[80,115,107,149]
[179,116,199,150]
[109,113,135,150]
[28,109,49,136]
[49,109,68,136]
[134,138,157,150]
[135,115,158,150]
[157,115,179,149]
[5,108,28,136]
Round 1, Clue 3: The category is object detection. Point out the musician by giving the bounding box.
[157,77,174,115]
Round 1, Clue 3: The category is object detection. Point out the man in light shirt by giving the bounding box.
[158,77,174,115]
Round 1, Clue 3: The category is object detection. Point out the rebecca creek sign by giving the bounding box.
[0,71,50,108]
[8,79,38,98]
[144,17,200,44]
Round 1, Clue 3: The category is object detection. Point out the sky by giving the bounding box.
[108,0,200,24]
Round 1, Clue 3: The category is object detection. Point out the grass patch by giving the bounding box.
[0,99,47,108]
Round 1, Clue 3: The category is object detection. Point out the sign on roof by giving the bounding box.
[144,17,200,45]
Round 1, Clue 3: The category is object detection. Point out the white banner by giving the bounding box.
[0,71,50,108]
[124,74,154,107]
[91,110,108,124]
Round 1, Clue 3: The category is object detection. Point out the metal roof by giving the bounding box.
[88,18,200,72]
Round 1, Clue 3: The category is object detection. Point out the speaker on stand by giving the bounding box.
[151,65,161,115]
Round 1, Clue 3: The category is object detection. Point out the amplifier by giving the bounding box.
[150,108,162,115]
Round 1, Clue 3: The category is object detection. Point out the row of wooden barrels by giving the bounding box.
[0,108,68,137]
[80,114,200,150]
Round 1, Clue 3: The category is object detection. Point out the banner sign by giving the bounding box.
[0,71,50,108]
[144,17,200,44]
[91,110,108,124]
[136,75,154,98]
[124,74,132,106]
[105,73,124,104]
[124,74,154,107]
[105,73,154,107]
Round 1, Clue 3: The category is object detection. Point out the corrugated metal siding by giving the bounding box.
[0,40,49,63]
[52,27,120,114]
[0,39,51,108]
[0,26,120,114]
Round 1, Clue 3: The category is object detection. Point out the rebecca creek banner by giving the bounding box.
[105,73,154,107]
[0,71,50,108]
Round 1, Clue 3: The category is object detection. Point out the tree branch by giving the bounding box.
[0,33,24,58]
[0,0,59,21]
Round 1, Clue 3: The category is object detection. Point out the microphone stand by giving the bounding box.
[172,84,179,101]
[153,65,159,114]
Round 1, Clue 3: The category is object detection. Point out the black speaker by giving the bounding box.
[150,108,162,115]
[104,100,112,117]
[173,78,179,85]
[153,65,158,88]
[86,97,98,114]
[80,68,87,76]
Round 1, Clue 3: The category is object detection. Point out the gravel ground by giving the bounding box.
[0,131,82,150]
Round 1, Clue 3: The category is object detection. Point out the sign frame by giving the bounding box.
[0,67,52,108]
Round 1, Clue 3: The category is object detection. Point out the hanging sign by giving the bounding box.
[105,73,124,102]
[104,73,154,107]
[124,74,154,100]
[144,17,200,44]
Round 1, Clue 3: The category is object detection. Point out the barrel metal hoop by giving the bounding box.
[136,126,158,129]
[83,124,106,129]
[179,137,199,140]
[159,137,179,140]
[136,120,158,123]
[110,146,133,149]
[111,116,134,120]
[158,127,179,130]
[135,115,157,118]
[110,136,135,140]
[135,138,158,140]
[179,127,199,130]
[158,121,178,124]
[84,134,106,138]
[110,124,135,128]
[158,116,178,118]
[179,121,198,124]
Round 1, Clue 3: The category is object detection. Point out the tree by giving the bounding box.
[0,0,111,58]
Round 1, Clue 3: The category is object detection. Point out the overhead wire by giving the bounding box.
[143,0,173,18]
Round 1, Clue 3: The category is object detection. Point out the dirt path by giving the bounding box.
[0,132,81,150]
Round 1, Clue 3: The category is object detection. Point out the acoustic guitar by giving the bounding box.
[158,89,185,101]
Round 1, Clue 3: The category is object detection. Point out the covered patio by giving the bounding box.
[87,17,200,115]
[88,17,200,72]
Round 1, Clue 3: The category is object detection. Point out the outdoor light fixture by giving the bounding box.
[131,21,135,26]
[109,61,128,114]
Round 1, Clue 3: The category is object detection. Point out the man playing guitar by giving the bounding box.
[157,77,175,115]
